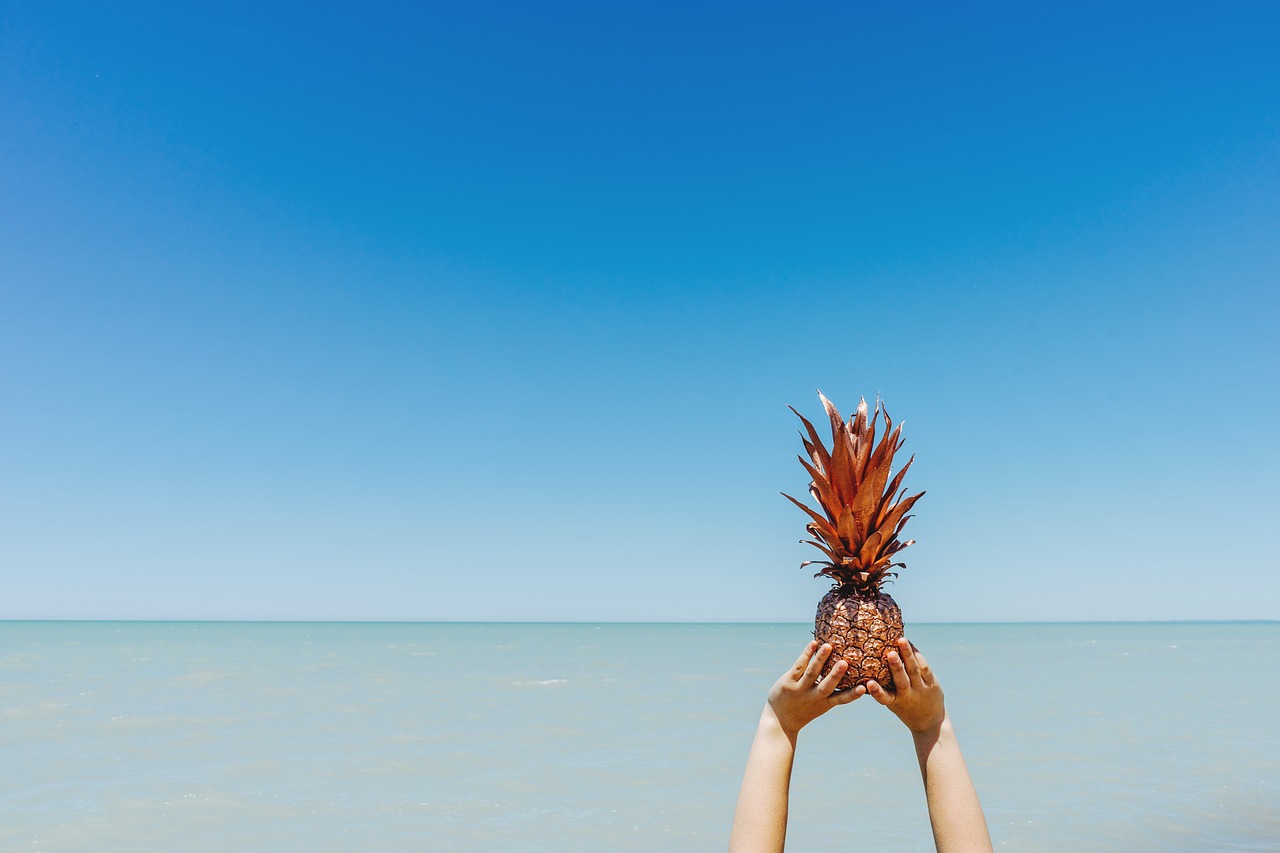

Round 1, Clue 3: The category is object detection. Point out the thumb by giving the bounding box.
[865,679,893,706]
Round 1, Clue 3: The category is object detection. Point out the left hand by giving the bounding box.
[766,641,864,740]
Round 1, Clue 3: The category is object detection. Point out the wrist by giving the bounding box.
[760,703,801,746]
[909,710,951,742]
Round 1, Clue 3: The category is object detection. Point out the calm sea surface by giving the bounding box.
[2,621,1277,852]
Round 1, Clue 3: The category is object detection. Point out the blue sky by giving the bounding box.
[2,1,1277,621]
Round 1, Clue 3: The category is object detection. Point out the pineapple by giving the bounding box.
[783,392,924,691]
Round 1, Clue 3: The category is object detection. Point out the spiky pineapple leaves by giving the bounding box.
[783,392,924,591]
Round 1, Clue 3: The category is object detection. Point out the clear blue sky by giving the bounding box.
[2,1,1277,621]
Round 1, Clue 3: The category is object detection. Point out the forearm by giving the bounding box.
[912,714,992,853]
[728,707,797,853]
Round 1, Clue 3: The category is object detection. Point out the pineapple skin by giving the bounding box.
[814,587,904,691]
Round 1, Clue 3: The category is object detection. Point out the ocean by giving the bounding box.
[2,621,1277,852]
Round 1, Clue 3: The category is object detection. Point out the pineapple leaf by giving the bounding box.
[797,457,840,523]
[819,391,845,444]
[807,523,846,557]
[828,429,855,508]
[786,392,925,590]
[781,491,840,538]
[863,422,903,517]
[877,454,916,520]
[800,539,839,561]
[858,529,885,565]
[836,504,861,553]
[878,492,925,542]
[789,406,832,472]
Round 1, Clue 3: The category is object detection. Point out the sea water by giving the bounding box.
[1,621,1277,852]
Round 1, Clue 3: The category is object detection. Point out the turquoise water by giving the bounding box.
[1,621,1277,851]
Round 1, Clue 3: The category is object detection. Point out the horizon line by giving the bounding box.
[1,618,1276,626]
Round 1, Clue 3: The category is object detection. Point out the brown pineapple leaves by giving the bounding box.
[782,392,925,590]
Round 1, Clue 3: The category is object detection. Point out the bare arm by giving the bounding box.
[728,641,863,853]
[867,638,992,853]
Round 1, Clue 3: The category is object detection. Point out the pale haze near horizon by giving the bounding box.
[2,2,1277,622]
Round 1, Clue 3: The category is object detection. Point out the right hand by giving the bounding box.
[866,637,946,735]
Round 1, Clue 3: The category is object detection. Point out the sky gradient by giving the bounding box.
[3,1,1278,621]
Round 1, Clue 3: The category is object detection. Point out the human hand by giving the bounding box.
[866,637,946,736]
[765,640,864,740]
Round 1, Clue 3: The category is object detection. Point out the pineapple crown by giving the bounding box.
[782,391,924,591]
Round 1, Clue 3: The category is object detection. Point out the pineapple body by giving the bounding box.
[814,587,903,691]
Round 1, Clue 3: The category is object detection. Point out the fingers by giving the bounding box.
[897,638,935,688]
[895,638,923,687]
[816,657,848,695]
[866,679,893,706]
[887,647,911,690]
[830,683,864,706]
[913,647,935,687]
[789,640,820,679]
[802,643,833,684]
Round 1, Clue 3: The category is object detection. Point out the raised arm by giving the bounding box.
[728,641,863,853]
[866,637,993,853]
